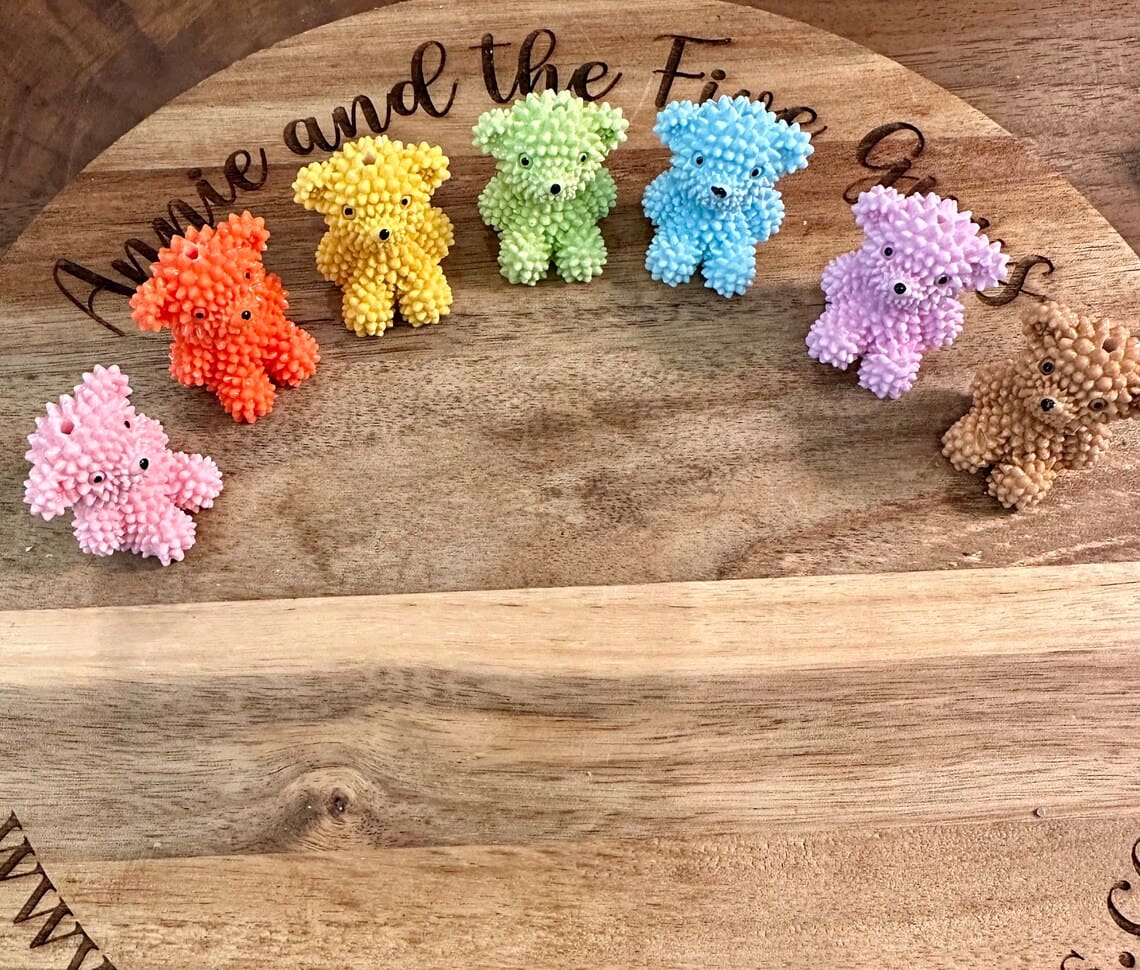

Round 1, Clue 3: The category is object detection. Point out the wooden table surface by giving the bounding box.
[2,3,1140,969]
[2,0,1138,258]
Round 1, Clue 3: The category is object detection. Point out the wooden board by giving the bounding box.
[3,0,1140,610]
[4,565,1140,968]
[3,1,1140,967]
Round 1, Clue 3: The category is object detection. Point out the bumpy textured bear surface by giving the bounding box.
[642,95,813,298]
[24,365,223,565]
[806,185,1008,399]
[293,135,454,336]
[473,89,629,285]
[942,301,1140,510]
[130,211,319,423]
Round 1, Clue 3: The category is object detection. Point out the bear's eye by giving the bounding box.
[694,154,704,166]
[244,271,251,280]
[401,196,410,206]
[883,246,894,258]
[241,310,252,320]
[343,206,354,217]
[1090,398,1108,412]
[139,457,149,470]
[579,153,588,163]
[194,309,206,320]
[519,155,531,167]
[1039,359,1055,375]
[124,419,130,429]
[92,474,104,484]
[937,275,949,285]
[750,167,761,178]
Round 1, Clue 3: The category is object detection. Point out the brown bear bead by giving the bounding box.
[942,300,1140,510]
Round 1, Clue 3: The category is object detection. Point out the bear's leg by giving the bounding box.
[169,340,207,387]
[986,458,1059,510]
[498,228,551,286]
[701,238,758,298]
[129,502,198,566]
[263,320,320,386]
[857,344,923,400]
[72,507,126,558]
[396,262,453,326]
[341,272,396,336]
[554,222,607,283]
[207,358,276,423]
[645,228,702,287]
[165,452,224,511]
[806,305,864,370]
[942,406,1006,474]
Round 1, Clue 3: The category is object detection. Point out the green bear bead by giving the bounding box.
[473,89,629,285]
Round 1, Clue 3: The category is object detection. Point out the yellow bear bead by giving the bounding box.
[293,136,454,337]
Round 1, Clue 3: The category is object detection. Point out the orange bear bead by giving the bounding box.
[130,211,320,423]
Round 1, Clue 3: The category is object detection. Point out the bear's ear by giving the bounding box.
[653,100,699,151]
[587,100,629,155]
[23,455,70,520]
[851,185,903,235]
[292,158,335,213]
[472,106,513,158]
[24,396,82,520]
[213,211,269,255]
[403,142,450,193]
[963,237,1008,292]
[129,275,171,333]
[79,364,132,406]
[1021,300,1079,344]
[769,117,814,178]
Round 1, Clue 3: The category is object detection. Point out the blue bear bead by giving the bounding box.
[642,95,814,298]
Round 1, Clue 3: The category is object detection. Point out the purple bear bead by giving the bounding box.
[806,185,1009,399]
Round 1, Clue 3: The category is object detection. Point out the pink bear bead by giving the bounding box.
[24,365,223,565]
[806,185,1008,399]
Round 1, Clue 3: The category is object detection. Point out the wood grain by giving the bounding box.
[2,561,1140,967]
[4,0,1140,609]
[3,5,1140,967]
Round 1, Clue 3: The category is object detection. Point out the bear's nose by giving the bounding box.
[711,186,727,199]
[893,282,908,295]
[378,228,390,241]
[1041,398,1056,412]
[550,183,562,196]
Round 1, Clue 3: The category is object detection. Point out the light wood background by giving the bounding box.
[4,565,1140,967]
[2,2,1140,967]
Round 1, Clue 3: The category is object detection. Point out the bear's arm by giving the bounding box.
[477,176,512,233]
[166,452,224,511]
[416,206,455,261]
[919,299,965,350]
[1061,423,1111,470]
[579,168,618,223]
[820,250,859,300]
[315,232,351,287]
[72,505,126,557]
[641,171,674,227]
[745,188,785,243]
